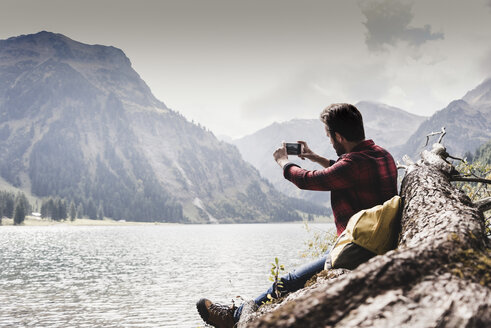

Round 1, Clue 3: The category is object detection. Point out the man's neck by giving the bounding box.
[344,139,365,153]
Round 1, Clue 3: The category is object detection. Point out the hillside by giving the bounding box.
[466,139,491,165]
[0,31,327,223]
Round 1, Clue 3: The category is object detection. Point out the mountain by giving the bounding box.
[398,78,491,160]
[462,78,491,110]
[0,31,327,223]
[232,101,425,206]
[356,101,427,152]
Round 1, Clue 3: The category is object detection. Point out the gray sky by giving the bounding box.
[1,0,491,138]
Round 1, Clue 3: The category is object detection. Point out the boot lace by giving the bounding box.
[209,302,236,318]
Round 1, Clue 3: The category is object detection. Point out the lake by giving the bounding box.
[0,223,334,327]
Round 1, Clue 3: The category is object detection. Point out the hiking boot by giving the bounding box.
[196,298,236,328]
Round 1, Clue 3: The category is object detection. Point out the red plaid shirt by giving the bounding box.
[284,140,398,236]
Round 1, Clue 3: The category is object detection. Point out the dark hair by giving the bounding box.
[319,103,365,141]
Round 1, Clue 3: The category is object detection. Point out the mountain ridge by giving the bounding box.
[0,31,327,223]
[397,78,491,159]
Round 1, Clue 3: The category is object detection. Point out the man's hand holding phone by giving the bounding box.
[273,142,290,168]
[297,141,315,160]
[274,140,332,168]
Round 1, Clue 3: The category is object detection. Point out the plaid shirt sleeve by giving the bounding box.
[283,157,355,191]
[282,140,398,236]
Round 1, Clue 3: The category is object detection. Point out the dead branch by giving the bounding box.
[451,176,491,184]
[424,126,446,147]
[402,155,414,166]
[474,197,491,212]
[396,161,408,170]
[448,154,465,162]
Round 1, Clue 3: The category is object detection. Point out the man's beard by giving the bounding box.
[333,139,346,156]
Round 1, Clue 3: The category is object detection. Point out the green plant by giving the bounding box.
[263,257,285,304]
[455,161,491,200]
[455,160,491,237]
[300,221,337,259]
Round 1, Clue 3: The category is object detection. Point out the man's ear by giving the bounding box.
[334,132,344,143]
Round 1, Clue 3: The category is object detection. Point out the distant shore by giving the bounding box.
[0,216,174,226]
[1,216,333,226]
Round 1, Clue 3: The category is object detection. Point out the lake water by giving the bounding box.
[0,223,334,327]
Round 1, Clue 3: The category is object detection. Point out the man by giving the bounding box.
[197,103,398,328]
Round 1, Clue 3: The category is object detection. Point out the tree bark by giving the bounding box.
[242,144,491,328]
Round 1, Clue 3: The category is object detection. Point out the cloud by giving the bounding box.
[240,57,392,124]
[359,0,444,51]
[478,48,491,75]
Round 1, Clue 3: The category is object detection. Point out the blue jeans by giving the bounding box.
[233,251,330,322]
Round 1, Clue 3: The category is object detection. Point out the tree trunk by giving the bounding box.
[242,144,491,328]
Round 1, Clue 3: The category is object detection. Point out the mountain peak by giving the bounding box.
[0,31,163,108]
[355,100,427,119]
[462,77,491,108]
[1,31,130,68]
[398,79,491,159]
[8,30,69,42]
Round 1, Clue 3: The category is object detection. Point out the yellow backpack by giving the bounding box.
[326,195,402,270]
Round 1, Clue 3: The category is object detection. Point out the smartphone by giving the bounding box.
[285,143,302,155]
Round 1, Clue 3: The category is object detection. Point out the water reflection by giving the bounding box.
[0,223,333,327]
